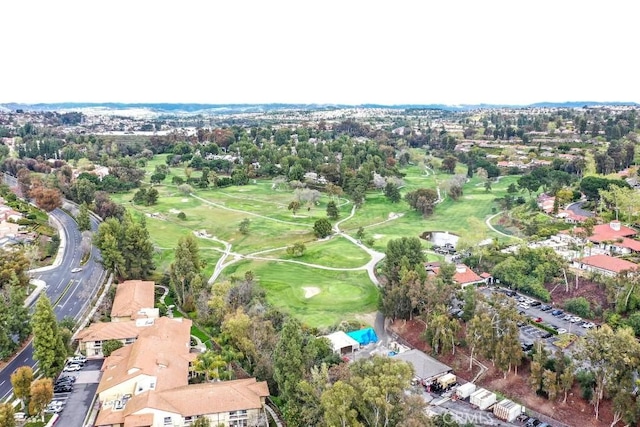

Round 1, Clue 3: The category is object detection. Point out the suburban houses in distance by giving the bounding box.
[76,280,270,427]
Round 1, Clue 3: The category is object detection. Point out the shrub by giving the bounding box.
[564,297,592,318]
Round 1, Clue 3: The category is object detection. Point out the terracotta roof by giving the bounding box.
[76,321,140,343]
[618,238,640,252]
[111,280,156,320]
[123,413,153,427]
[153,379,269,416]
[480,272,492,279]
[97,318,192,395]
[579,254,638,273]
[453,265,483,285]
[425,263,483,286]
[588,222,637,241]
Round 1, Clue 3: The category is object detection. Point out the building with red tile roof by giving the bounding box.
[426,263,486,288]
[574,254,638,277]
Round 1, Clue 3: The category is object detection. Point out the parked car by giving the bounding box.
[570,316,582,323]
[521,342,534,352]
[45,401,64,414]
[55,376,76,385]
[70,355,87,364]
[562,314,573,321]
[541,331,552,338]
[518,303,531,310]
[531,316,543,323]
[530,301,542,307]
[557,328,568,334]
[525,417,540,427]
[581,322,595,329]
[53,384,72,393]
[540,304,552,311]
[63,363,82,372]
[551,309,564,316]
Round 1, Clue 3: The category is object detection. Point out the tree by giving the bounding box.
[193,350,231,382]
[192,418,211,427]
[405,188,439,217]
[76,202,91,232]
[326,201,339,220]
[29,378,53,421]
[441,155,457,173]
[145,187,159,205]
[169,235,203,307]
[384,182,401,203]
[288,200,300,216]
[29,186,62,212]
[321,381,360,427]
[286,242,306,257]
[10,366,33,414]
[313,218,332,238]
[31,295,67,378]
[273,318,306,405]
[0,403,15,427]
[102,339,124,357]
[239,218,251,235]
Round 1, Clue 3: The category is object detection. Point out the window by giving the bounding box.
[184,416,194,425]
[163,416,172,425]
[125,338,135,344]
[229,420,247,427]
[94,341,102,348]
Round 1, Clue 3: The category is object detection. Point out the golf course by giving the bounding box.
[110,155,519,328]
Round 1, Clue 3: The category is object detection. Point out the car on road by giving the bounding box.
[63,363,82,372]
[71,267,83,273]
[551,309,564,316]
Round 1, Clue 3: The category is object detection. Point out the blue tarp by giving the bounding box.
[347,328,378,345]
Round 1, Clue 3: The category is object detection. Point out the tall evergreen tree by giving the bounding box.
[169,235,203,307]
[31,296,67,378]
[7,284,31,343]
[76,202,91,232]
[273,318,306,405]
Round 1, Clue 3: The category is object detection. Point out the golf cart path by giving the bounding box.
[485,211,522,240]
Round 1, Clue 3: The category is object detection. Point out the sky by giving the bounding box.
[1,1,638,106]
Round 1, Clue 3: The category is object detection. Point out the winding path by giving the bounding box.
[485,211,522,240]
[190,192,391,287]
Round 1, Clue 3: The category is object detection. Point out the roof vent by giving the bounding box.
[456,265,467,273]
[610,220,621,231]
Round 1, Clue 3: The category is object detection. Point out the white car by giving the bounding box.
[570,316,582,323]
[581,322,595,329]
[556,328,568,334]
[71,267,83,273]
[71,355,87,364]
[45,401,64,414]
[63,363,82,372]
[518,303,530,309]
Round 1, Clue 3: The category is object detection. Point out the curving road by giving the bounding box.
[0,202,105,401]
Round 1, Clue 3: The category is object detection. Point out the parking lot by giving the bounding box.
[52,358,102,427]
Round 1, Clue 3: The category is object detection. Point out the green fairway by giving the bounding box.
[223,260,378,329]
[112,155,520,327]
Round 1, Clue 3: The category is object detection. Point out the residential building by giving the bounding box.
[425,262,485,288]
[94,316,269,427]
[110,280,158,323]
[574,254,638,277]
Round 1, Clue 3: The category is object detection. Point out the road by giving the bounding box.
[566,201,595,218]
[0,205,105,402]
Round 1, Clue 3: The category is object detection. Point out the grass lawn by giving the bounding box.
[112,155,521,327]
[222,260,378,329]
[263,235,371,268]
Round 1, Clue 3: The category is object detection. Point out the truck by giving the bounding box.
[470,388,497,410]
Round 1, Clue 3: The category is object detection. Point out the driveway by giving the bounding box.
[54,358,102,427]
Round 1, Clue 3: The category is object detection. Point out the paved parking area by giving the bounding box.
[54,359,102,427]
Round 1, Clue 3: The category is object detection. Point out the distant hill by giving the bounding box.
[0,101,637,115]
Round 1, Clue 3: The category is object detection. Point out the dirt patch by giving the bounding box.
[355,312,377,327]
[390,318,614,427]
[373,234,383,239]
[547,273,610,320]
[303,286,320,298]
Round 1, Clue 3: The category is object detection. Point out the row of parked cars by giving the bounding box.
[513,292,598,331]
[47,355,88,412]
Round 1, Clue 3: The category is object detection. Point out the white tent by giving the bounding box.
[321,331,361,355]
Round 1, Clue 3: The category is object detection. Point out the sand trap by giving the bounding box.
[169,208,181,214]
[373,234,383,239]
[182,198,189,202]
[303,286,320,298]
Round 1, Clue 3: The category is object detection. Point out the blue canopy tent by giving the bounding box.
[347,328,378,346]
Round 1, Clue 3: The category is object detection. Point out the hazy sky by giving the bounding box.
[2,1,637,105]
